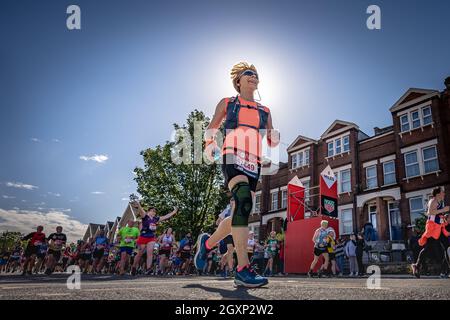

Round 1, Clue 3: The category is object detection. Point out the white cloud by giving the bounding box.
[121,197,129,201]
[91,191,105,195]
[52,138,60,143]
[0,208,86,242]
[31,138,41,143]
[2,195,16,199]
[79,154,109,163]
[47,192,61,197]
[5,182,38,190]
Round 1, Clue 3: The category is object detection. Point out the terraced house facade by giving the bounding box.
[251,77,450,242]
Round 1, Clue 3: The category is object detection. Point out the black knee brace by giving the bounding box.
[231,182,253,226]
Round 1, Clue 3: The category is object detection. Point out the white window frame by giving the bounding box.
[422,145,438,174]
[339,207,353,235]
[409,196,425,225]
[365,165,378,190]
[327,142,334,157]
[327,134,350,158]
[254,193,261,214]
[291,148,310,169]
[398,103,433,133]
[281,189,288,209]
[368,205,377,230]
[400,114,410,132]
[339,169,351,194]
[382,160,396,186]
[343,135,350,152]
[402,140,440,179]
[404,151,420,178]
[270,190,279,211]
[422,106,432,125]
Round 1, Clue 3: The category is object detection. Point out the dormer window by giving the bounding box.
[399,104,433,133]
[327,135,350,157]
[291,148,310,169]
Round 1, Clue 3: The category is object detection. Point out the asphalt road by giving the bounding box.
[1,273,449,300]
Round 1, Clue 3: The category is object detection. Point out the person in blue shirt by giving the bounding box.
[92,229,109,273]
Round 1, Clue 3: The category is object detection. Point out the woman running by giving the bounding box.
[195,62,279,288]
[131,203,178,275]
[412,187,449,278]
[158,228,175,275]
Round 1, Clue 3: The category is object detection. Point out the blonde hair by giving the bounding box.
[230,62,258,93]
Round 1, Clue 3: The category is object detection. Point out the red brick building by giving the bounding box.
[252,79,450,242]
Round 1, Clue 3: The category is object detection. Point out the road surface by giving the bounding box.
[1,273,449,300]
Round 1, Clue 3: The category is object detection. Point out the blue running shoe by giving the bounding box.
[234,265,268,288]
[194,233,210,271]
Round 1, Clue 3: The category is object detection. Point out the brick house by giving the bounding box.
[254,79,450,242]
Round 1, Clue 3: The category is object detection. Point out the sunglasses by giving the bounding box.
[240,70,259,79]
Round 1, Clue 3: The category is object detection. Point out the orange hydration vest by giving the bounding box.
[222,96,270,161]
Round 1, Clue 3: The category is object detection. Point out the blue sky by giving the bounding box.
[1,0,449,240]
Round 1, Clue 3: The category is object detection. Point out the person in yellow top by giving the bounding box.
[325,229,337,277]
[194,62,279,288]
[116,220,140,276]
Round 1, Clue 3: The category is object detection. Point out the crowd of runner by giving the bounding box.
[0,203,286,277]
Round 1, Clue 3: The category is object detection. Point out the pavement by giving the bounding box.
[1,273,449,300]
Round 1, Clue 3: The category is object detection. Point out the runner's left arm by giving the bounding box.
[159,207,178,222]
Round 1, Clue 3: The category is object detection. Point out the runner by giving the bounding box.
[263,231,279,277]
[307,220,330,278]
[0,250,10,273]
[21,226,46,276]
[92,229,109,274]
[62,245,72,271]
[8,245,22,273]
[45,226,67,275]
[320,228,337,277]
[117,220,139,276]
[81,239,95,273]
[34,241,48,274]
[179,232,194,275]
[195,62,279,288]
[158,228,175,275]
[412,187,450,278]
[131,203,178,275]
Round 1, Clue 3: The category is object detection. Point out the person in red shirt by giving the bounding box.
[21,226,46,276]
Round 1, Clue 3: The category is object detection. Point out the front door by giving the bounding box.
[388,201,402,240]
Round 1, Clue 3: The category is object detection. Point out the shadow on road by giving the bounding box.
[183,283,266,300]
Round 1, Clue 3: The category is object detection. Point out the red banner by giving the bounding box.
[287,176,305,221]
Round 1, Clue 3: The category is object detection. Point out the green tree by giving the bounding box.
[0,231,23,251]
[134,110,228,239]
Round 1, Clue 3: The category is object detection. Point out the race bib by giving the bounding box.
[234,152,258,178]
[183,246,191,251]
[150,223,157,231]
[34,241,42,246]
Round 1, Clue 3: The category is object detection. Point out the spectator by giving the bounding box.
[334,237,345,276]
[356,233,366,276]
[345,234,358,277]
[363,221,377,241]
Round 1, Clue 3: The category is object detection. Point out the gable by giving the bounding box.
[287,135,316,152]
[321,120,359,139]
[390,88,439,113]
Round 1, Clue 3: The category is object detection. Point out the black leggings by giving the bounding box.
[416,233,449,274]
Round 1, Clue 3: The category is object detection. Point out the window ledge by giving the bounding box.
[326,151,351,160]
[403,170,441,182]
[364,187,379,191]
[399,123,434,137]
[381,183,397,188]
